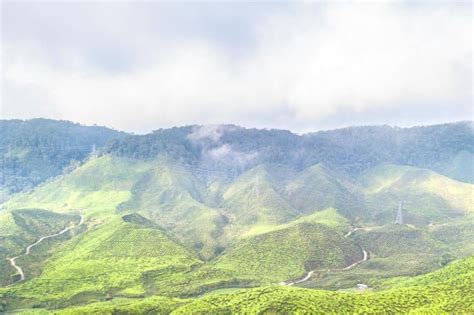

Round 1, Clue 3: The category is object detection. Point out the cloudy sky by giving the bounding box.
[1,1,472,133]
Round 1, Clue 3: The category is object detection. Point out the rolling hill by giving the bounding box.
[3,213,199,309]
[214,222,363,282]
[0,120,472,313]
[360,164,473,224]
[172,256,474,314]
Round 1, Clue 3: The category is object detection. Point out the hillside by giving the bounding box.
[360,164,473,224]
[105,122,474,182]
[172,256,474,314]
[1,120,472,201]
[0,119,126,198]
[282,164,365,220]
[214,222,363,282]
[3,214,199,309]
[44,255,472,314]
[0,120,472,313]
[0,209,80,285]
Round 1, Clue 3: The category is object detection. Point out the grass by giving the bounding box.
[4,156,154,216]
[214,222,362,282]
[242,207,349,238]
[5,256,471,314]
[360,164,473,225]
[0,209,80,286]
[3,214,199,309]
[1,157,473,313]
[172,256,474,314]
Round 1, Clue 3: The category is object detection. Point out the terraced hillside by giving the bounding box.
[0,121,472,313]
[361,164,473,224]
[0,209,81,286]
[5,255,469,314]
[214,222,363,282]
[2,214,199,309]
[172,255,474,314]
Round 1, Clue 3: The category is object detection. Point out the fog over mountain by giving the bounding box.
[1,1,473,313]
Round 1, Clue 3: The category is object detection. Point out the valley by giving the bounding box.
[0,120,472,313]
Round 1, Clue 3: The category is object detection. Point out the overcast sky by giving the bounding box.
[1,1,472,133]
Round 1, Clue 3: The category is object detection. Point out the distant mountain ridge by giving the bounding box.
[0,119,473,312]
[2,119,472,196]
[106,121,473,183]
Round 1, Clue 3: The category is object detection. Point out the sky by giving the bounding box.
[0,1,472,134]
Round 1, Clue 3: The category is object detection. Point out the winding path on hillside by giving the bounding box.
[6,214,84,283]
[280,226,369,286]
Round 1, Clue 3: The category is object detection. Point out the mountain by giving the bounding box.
[0,119,126,199]
[0,120,472,313]
[1,120,472,200]
[360,164,473,224]
[106,121,474,182]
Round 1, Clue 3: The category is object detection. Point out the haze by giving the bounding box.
[1,1,472,133]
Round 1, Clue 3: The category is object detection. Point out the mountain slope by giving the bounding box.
[116,157,226,259]
[5,213,199,309]
[5,156,153,216]
[0,209,80,285]
[0,119,126,198]
[360,164,473,224]
[172,255,474,314]
[283,164,365,220]
[214,222,363,282]
[221,164,298,228]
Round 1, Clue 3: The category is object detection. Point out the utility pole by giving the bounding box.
[395,201,404,225]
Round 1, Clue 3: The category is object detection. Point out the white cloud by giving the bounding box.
[1,2,472,133]
[187,125,226,143]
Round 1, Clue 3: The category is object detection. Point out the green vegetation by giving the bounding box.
[1,120,473,313]
[0,119,124,197]
[2,214,198,309]
[361,164,473,224]
[2,256,470,314]
[214,222,362,282]
[173,256,474,314]
[0,209,80,286]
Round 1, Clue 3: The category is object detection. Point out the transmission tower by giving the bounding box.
[255,174,260,200]
[91,144,97,161]
[395,201,404,225]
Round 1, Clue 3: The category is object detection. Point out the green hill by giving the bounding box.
[4,156,153,216]
[3,213,198,309]
[116,158,226,260]
[214,222,363,282]
[0,209,80,285]
[354,224,447,258]
[432,150,474,183]
[172,256,474,314]
[6,255,470,314]
[1,121,472,314]
[299,219,473,291]
[283,164,365,220]
[221,165,298,232]
[360,164,473,224]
